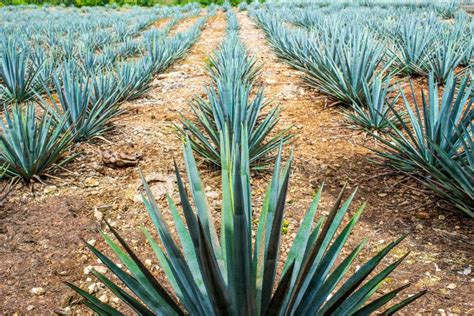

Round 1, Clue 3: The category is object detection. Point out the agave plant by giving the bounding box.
[115,61,155,102]
[423,125,474,217]
[372,72,473,216]
[254,12,391,107]
[0,104,75,181]
[389,16,439,76]
[305,30,392,107]
[426,32,471,84]
[180,21,291,169]
[344,75,400,132]
[68,131,425,314]
[36,63,122,142]
[0,38,42,103]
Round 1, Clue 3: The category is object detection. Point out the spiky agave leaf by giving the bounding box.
[426,32,471,84]
[0,38,42,103]
[69,129,425,314]
[36,62,123,142]
[421,124,474,217]
[388,15,439,76]
[372,71,473,215]
[344,75,401,132]
[180,16,291,169]
[0,104,75,181]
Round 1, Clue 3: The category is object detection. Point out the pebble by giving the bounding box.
[84,178,100,187]
[446,283,457,289]
[31,287,45,296]
[94,209,104,221]
[416,211,430,220]
[206,191,219,200]
[43,185,57,194]
[88,283,99,294]
[87,239,96,246]
[26,305,35,311]
[98,294,109,303]
[84,265,107,275]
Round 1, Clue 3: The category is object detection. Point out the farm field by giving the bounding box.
[0,1,473,315]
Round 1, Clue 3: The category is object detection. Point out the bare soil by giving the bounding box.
[0,11,472,315]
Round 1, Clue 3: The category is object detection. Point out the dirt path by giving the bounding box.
[0,12,226,314]
[237,11,473,314]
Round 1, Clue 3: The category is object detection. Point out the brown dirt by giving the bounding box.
[0,10,472,315]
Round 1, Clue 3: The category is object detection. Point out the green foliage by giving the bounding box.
[344,75,400,132]
[254,12,392,107]
[0,104,75,181]
[389,16,439,76]
[180,12,291,169]
[372,72,473,216]
[0,38,43,103]
[427,32,472,84]
[36,63,123,142]
[68,130,425,314]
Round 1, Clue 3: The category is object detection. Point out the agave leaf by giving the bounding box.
[382,289,428,315]
[65,282,123,316]
[91,270,154,316]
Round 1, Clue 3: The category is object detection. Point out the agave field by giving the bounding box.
[0,0,473,315]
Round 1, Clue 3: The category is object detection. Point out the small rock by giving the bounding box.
[94,209,103,221]
[416,211,430,220]
[145,259,153,266]
[87,239,96,246]
[378,193,387,197]
[43,185,57,194]
[88,283,99,294]
[98,294,109,303]
[26,305,35,311]
[438,215,446,220]
[446,283,457,289]
[206,191,219,200]
[458,266,471,275]
[31,287,45,296]
[84,178,99,188]
[94,265,107,274]
[84,266,93,274]
[54,307,71,315]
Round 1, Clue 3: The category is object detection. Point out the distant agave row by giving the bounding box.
[180,11,291,169]
[251,4,473,216]
[0,5,201,103]
[0,9,210,182]
[252,6,473,100]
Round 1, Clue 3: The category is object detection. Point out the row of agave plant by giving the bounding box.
[251,5,473,217]
[68,10,426,315]
[179,10,292,169]
[0,4,201,103]
[0,7,212,182]
[259,0,462,19]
